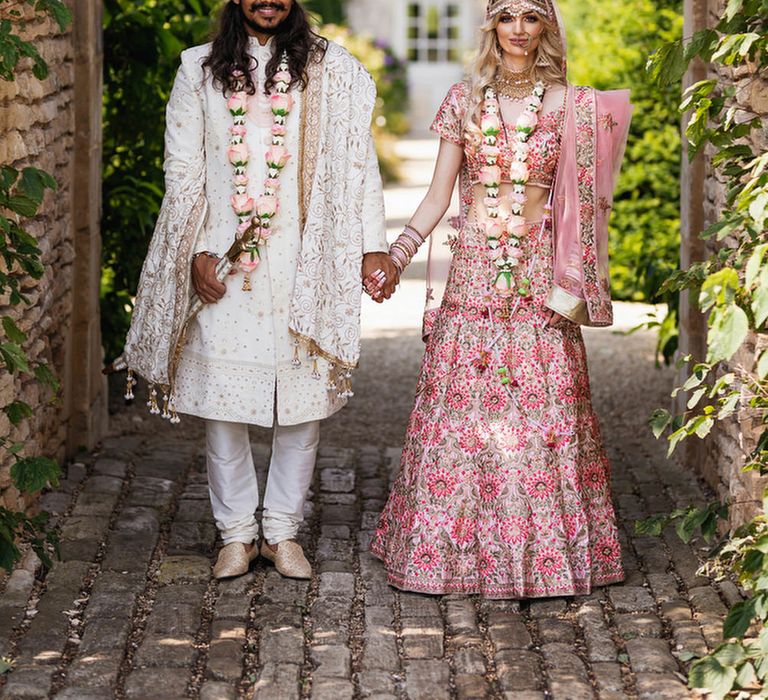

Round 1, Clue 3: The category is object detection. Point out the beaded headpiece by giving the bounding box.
[486,0,556,22]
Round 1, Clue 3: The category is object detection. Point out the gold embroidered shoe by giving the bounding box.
[260,539,312,580]
[212,541,258,579]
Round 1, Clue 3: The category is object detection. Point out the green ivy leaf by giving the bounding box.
[723,598,758,640]
[689,655,738,699]
[753,286,768,328]
[707,305,749,364]
[4,401,32,426]
[33,362,59,392]
[700,268,740,310]
[0,342,30,374]
[757,350,768,380]
[1,317,26,345]
[9,456,61,494]
[635,514,668,537]
[5,195,39,218]
[649,408,672,439]
[735,660,758,688]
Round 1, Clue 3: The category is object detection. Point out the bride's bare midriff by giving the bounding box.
[468,182,551,225]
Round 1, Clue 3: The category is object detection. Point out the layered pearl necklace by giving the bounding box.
[226,52,293,291]
[480,80,546,297]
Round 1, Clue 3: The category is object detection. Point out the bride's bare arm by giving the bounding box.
[407,138,464,237]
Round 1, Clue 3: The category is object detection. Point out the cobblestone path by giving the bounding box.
[0,141,737,699]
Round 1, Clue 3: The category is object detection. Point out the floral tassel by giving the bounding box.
[169,396,181,425]
[125,370,136,401]
[242,272,252,292]
[310,354,320,381]
[292,340,301,368]
[326,363,337,391]
[161,392,171,420]
[337,370,354,399]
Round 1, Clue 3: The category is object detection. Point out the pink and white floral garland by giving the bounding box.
[227,52,293,291]
[480,81,546,297]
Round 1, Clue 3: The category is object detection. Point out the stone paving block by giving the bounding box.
[157,555,210,585]
[321,504,358,525]
[260,625,305,665]
[127,476,175,508]
[320,468,355,493]
[133,458,188,480]
[608,586,655,613]
[81,476,124,494]
[453,647,485,675]
[72,490,119,517]
[39,491,73,516]
[15,625,68,665]
[66,652,122,688]
[541,643,588,681]
[78,616,132,654]
[401,617,444,659]
[311,643,351,678]
[626,637,679,674]
[528,598,567,617]
[688,585,728,617]
[361,627,399,671]
[486,611,531,650]
[312,678,355,699]
[92,457,128,478]
[113,506,161,535]
[647,573,679,603]
[358,669,397,697]
[215,594,251,620]
[58,537,102,563]
[445,598,480,646]
[536,618,575,645]
[155,583,207,606]
[167,520,218,555]
[547,674,593,700]
[133,633,197,668]
[364,584,395,608]
[670,620,708,657]
[146,600,203,636]
[591,661,625,697]
[616,612,663,639]
[60,515,110,542]
[494,649,542,691]
[101,532,156,573]
[199,681,236,700]
[207,639,243,682]
[635,672,690,699]
[252,662,300,700]
[262,571,309,605]
[0,665,52,698]
[53,688,113,699]
[455,674,491,700]
[218,571,255,596]
[124,667,190,699]
[501,693,546,700]
[85,572,144,621]
[398,593,441,619]
[316,537,355,563]
[405,659,450,700]
[318,571,355,598]
[660,599,694,624]
[175,499,213,522]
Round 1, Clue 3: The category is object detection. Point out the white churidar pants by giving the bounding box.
[205,418,320,545]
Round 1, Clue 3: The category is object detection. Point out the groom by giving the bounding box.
[119,0,397,579]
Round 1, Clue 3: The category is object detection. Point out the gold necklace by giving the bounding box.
[493,65,535,102]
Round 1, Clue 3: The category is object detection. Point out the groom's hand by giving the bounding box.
[192,254,226,304]
[362,252,398,303]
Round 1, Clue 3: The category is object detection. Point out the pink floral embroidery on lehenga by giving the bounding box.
[370,217,625,598]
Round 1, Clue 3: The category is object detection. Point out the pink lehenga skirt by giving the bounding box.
[370,218,625,599]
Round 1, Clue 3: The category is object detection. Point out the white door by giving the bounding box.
[394,0,476,134]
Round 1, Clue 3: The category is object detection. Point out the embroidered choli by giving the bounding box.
[430,81,565,220]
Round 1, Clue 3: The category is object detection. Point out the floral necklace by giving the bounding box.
[480,80,546,297]
[226,52,293,291]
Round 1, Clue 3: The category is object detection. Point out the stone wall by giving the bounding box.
[679,0,768,528]
[0,0,107,515]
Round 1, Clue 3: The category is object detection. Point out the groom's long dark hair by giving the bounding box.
[202,1,328,96]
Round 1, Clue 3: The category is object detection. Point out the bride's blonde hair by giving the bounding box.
[464,13,566,147]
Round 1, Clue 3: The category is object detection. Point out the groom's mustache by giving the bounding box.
[249,2,287,10]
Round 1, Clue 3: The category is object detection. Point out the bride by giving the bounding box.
[370,0,632,598]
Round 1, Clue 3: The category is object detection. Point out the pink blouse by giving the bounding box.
[430,81,565,189]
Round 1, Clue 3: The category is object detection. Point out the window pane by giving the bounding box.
[426,6,439,39]
[408,3,420,17]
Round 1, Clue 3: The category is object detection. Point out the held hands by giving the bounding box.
[362,252,399,303]
[543,309,566,327]
[191,254,227,304]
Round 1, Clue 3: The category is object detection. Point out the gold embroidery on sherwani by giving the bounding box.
[300,53,324,232]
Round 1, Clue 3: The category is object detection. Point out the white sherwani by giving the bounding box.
[144,38,387,427]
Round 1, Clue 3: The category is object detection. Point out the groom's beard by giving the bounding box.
[240,2,291,35]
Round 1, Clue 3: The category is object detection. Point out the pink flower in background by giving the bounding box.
[265,145,290,169]
[516,111,539,132]
[227,142,249,166]
[485,220,503,239]
[480,165,501,187]
[509,161,529,184]
[256,194,278,218]
[481,114,501,135]
[227,92,248,114]
[270,92,294,116]
[230,193,254,215]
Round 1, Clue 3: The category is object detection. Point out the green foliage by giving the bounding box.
[561,0,683,323]
[101,1,409,359]
[0,0,67,574]
[643,0,768,694]
[304,0,346,25]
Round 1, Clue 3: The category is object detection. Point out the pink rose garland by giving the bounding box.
[226,53,293,289]
[480,81,546,297]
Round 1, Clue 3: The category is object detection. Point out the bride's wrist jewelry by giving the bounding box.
[389,225,425,273]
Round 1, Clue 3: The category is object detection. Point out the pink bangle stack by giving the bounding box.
[389,225,425,273]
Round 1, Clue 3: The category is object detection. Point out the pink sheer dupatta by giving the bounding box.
[547,86,632,326]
